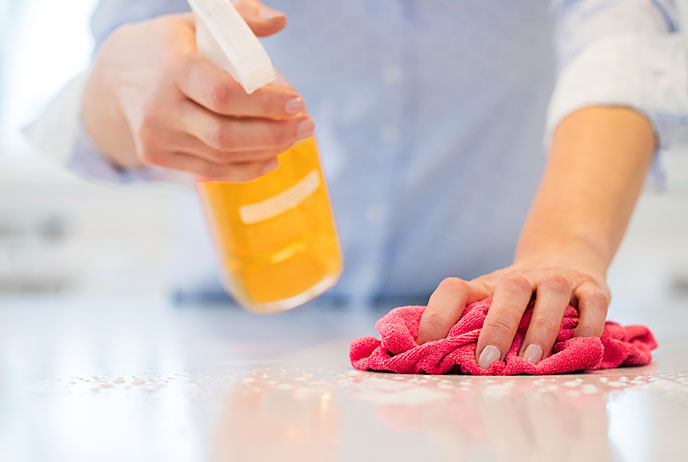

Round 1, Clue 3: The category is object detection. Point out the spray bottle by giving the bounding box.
[188,0,342,313]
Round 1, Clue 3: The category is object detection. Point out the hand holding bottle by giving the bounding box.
[82,0,314,181]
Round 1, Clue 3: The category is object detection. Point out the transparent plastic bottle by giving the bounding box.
[190,0,342,313]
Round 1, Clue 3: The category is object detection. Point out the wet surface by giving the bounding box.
[2,296,688,461]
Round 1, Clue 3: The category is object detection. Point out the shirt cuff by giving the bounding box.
[546,33,688,150]
[23,72,87,166]
[70,113,192,185]
[23,70,192,186]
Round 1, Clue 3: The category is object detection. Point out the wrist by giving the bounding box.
[514,234,610,278]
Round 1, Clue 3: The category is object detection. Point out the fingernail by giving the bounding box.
[259,8,282,20]
[478,345,500,370]
[523,344,543,364]
[297,119,315,140]
[285,97,305,114]
[261,158,279,175]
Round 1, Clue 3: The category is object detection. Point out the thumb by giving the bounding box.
[233,0,287,37]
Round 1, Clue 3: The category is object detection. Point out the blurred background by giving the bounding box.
[0,0,180,297]
[1,0,687,319]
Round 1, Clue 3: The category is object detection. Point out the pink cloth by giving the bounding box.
[350,299,657,375]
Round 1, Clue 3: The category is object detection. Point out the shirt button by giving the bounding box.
[380,124,400,145]
[382,65,402,84]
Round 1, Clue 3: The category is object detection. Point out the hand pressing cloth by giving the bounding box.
[350,299,656,375]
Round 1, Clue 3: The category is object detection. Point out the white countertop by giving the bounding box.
[1,295,687,462]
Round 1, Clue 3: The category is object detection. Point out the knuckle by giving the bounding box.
[431,277,471,303]
[207,124,230,150]
[437,277,465,292]
[502,272,531,292]
[421,311,447,332]
[267,131,285,148]
[540,273,571,293]
[531,317,558,334]
[484,316,514,335]
[260,93,278,116]
[268,121,293,146]
[583,289,610,309]
[444,277,471,294]
[208,82,232,110]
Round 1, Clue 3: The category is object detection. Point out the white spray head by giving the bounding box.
[188,0,276,94]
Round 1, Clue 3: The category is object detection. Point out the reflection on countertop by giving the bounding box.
[2,295,688,461]
[32,366,688,462]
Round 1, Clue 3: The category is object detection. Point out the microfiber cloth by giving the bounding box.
[350,299,657,375]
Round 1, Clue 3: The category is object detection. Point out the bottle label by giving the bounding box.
[240,170,321,224]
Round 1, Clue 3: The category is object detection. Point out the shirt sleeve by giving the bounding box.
[22,71,191,185]
[547,0,688,151]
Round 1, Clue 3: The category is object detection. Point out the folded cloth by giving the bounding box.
[350,299,657,375]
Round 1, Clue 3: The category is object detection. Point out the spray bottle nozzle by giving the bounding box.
[188,0,276,94]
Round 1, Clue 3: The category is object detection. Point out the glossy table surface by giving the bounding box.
[1,295,687,462]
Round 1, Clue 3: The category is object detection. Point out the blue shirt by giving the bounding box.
[29,0,688,305]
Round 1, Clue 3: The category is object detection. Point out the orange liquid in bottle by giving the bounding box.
[197,137,343,313]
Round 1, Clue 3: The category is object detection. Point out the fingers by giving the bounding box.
[181,99,314,152]
[476,273,533,369]
[573,281,609,338]
[175,132,293,164]
[418,278,487,345]
[178,55,305,118]
[148,150,279,182]
[519,273,572,364]
[234,0,287,37]
[418,268,608,371]
[137,129,281,181]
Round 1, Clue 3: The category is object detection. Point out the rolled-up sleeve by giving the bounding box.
[547,0,688,150]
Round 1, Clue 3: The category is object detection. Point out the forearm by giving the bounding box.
[516,106,656,274]
[420,106,657,353]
